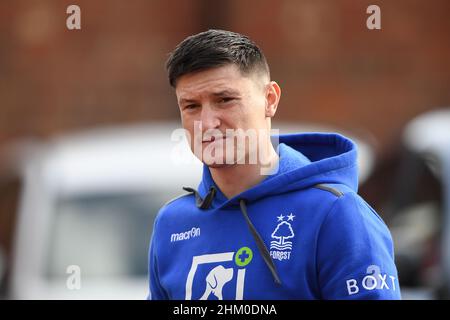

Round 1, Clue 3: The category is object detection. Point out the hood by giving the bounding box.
[196,132,358,210]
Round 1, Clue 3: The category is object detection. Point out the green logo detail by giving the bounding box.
[235,247,253,267]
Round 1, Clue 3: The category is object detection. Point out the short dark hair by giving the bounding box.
[166,29,270,87]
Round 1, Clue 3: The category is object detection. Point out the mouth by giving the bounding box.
[202,136,215,143]
[202,136,227,143]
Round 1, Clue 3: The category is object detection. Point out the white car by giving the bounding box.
[8,122,374,299]
[10,123,202,299]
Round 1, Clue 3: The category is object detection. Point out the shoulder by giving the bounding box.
[314,183,384,221]
[313,186,399,299]
[163,192,195,208]
[313,183,347,198]
[315,184,393,250]
[154,192,196,226]
[310,183,391,244]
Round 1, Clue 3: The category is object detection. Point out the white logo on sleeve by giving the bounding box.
[346,265,397,295]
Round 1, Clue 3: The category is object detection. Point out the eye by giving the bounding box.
[219,97,235,103]
[184,104,199,110]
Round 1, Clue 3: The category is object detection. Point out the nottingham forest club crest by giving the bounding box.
[270,213,295,261]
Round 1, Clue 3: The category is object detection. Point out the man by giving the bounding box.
[148,29,401,300]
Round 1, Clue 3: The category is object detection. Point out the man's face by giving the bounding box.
[175,64,278,167]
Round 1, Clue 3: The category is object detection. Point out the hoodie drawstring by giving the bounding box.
[182,186,282,285]
[239,199,282,285]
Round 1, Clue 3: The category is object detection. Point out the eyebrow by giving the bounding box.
[211,89,240,97]
[178,89,241,105]
[178,98,198,105]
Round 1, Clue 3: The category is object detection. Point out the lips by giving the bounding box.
[202,136,216,143]
[202,135,227,143]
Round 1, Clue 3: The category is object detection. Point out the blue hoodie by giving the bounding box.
[148,133,401,300]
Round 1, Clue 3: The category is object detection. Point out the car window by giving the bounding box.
[45,191,172,280]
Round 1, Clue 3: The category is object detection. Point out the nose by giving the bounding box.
[200,105,221,131]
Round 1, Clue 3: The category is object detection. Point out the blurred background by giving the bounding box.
[0,0,449,299]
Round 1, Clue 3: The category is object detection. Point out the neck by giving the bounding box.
[209,143,279,199]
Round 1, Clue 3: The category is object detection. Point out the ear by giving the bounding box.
[265,81,281,118]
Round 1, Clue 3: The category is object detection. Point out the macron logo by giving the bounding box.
[170,227,201,242]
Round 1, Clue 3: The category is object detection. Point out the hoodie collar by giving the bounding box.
[197,132,358,209]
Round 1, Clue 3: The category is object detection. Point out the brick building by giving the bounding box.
[0,0,449,294]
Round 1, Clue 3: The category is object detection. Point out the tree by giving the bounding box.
[271,221,294,244]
